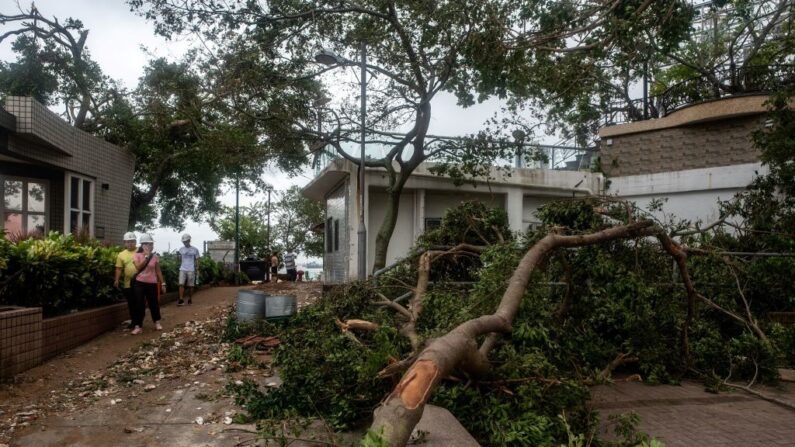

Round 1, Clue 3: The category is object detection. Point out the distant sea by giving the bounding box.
[298,266,323,281]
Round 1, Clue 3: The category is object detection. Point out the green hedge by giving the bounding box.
[0,233,122,317]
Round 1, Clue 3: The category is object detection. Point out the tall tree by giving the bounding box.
[1,5,320,230]
[209,188,324,259]
[129,0,690,271]
[209,202,273,259]
[0,4,113,128]
[274,186,324,258]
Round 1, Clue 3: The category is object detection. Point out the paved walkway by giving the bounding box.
[592,380,795,446]
[1,286,248,446]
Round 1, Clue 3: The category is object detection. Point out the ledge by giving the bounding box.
[599,95,774,138]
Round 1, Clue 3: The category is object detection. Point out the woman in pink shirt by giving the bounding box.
[131,234,166,334]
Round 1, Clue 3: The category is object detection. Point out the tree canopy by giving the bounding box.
[210,186,324,259]
[0,4,320,230]
[127,0,692,270]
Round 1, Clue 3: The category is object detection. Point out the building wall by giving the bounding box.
[1,97,135,243]
[324,180,349,284]
[608,163,766,224]
[368,190,417,272]
[601,114,764,177]
[425,190,505,219]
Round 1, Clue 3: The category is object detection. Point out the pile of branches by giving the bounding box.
[231,199,795,446]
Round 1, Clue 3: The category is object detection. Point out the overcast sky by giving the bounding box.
[0,0,512,262]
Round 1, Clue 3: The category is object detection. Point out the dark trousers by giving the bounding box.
[132,282,161,327]
[287,268,297,281]
[123,287,134,320]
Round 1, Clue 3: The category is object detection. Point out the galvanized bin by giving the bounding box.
[235,289,296,322]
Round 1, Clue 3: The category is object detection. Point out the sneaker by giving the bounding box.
[177,299,185,306]
[155,322,163,331]
[131,327,142,335]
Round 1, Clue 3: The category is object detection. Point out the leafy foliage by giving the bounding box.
[228,282,410,430]
[210,186,324,260]
[0,233,121,317]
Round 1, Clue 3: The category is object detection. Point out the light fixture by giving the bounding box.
[314,49,344,66]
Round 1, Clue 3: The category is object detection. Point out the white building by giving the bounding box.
[303,95,772,284]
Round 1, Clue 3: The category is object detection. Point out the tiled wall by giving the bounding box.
[2,97,135,244]
[0,307,42,380]
[0,291,184,381]
[600,114,764,177]
[40,303,129,362]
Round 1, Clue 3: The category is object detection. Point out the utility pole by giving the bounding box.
[234,175,240,285]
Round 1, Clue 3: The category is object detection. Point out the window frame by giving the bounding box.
[1,176,50,237]
[64,173,94,237]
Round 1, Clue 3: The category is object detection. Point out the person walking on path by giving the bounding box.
[131,234,166,335]
[177,233,200,306]
[114,232,138,329]
[284,249,297,281]
[270,251,279,282]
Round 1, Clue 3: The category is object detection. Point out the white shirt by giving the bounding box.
[178,245,200,271]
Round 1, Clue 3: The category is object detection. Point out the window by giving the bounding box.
[333,219,340,251]
[326,217,333,253]
[65,174,94,236]
[425,217,442,230]
[1,177,48,237]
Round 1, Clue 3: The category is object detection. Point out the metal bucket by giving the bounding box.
[235,290,296,322]
[264,295,297,321]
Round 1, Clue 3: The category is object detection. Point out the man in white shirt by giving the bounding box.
[177,234,200,305]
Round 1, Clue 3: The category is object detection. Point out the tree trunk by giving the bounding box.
[373,188,403,272]
[369,221,655,446]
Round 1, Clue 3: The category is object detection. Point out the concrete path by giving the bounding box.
[593,380,795,446]
[1,286,249,446]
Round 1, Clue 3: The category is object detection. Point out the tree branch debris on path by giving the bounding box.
[0,307,269,444]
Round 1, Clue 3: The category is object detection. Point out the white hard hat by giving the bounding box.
[139,233,154,244]
[123,232,136,241]
[181,233,191,242]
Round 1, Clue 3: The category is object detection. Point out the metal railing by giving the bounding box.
[603,64,795,126]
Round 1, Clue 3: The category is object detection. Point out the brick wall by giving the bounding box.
[0,307,43,380]
[600,114,765,177]
[40,303,129,362]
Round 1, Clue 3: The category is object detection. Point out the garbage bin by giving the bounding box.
[238,259,267,282]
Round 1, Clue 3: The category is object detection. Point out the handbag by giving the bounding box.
[131,253,154,288]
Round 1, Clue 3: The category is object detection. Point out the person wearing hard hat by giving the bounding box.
[177,233,200,306]
[114,232,138,330]
[131,233,166,334]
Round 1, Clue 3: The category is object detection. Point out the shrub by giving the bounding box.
[0,232,122,316]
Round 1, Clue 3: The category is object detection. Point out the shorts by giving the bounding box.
[179,270,196,287]
[271,266,278,274]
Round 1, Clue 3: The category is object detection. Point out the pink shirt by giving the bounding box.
[133,253,160,284]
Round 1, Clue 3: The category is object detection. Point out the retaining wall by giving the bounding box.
[0,290,184,381]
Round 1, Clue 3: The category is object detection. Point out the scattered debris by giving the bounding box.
[234,335,281,349]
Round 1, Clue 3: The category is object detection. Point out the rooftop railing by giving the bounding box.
[603,64,794,126]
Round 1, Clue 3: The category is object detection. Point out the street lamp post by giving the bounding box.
[266,186,272,281]
[315,44,368,281]
[234,175,240,285]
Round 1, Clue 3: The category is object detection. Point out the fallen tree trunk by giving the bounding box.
[369,220,655,446]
